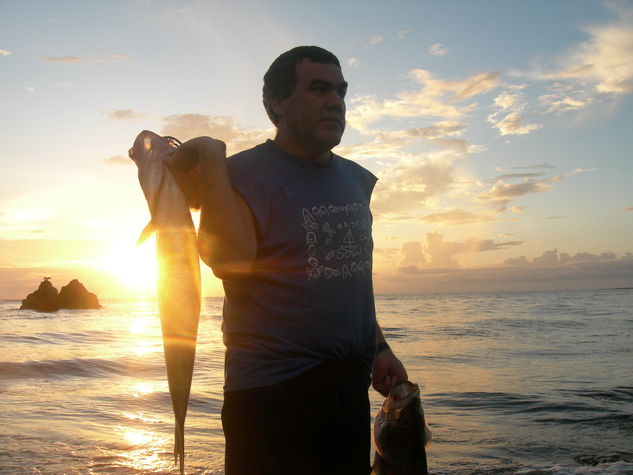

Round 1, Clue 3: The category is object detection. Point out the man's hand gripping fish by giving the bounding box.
[372,380,432,475]
[129,130,201,473]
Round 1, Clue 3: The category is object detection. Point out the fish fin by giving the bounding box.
[136,221,155,246]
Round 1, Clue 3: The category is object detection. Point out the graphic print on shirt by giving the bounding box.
[302,203,372,282]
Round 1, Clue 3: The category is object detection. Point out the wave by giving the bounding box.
[517,460,633,474]
[428,386,633,415]
[560,386,633,403]
[0,356,164,380]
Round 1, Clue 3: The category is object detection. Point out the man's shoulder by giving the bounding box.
[334,152,377,183]
[228,140,273,163]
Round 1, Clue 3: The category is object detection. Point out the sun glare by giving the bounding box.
[106,234,158,293]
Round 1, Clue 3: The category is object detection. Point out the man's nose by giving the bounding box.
[326,90,345,110]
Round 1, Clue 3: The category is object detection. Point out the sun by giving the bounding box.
[102,211,203,297]
[105,233,159,294]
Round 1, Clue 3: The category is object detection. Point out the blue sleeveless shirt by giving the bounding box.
[222,140,377,391]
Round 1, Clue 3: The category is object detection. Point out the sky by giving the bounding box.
[1,0,632,299]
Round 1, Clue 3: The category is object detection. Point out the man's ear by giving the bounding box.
[270,96,285,122]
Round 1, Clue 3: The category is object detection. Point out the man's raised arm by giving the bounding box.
[169,136,256,279]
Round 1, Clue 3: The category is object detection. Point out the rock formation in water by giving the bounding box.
[19,278,101,311]
[57,279,101,309]
[19,278,60,312]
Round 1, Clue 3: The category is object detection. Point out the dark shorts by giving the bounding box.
[222,358,371,475]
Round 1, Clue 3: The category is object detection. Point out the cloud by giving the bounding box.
[25,86,34,93]
[399,241,427,269]
[348,57,360,69]
[339,121,486,222]
[465,167,592,215]
[397,30,411,40]
[513,163,557,170]
[519,4,633,102]
[0,49,12,57]
[396,232,526,271]
[369,35,383,46]
[102,155,131,165]
[493,172,546,181]
[488,111,541,136]
[373,250,633,294]
[477,179,551,209]
[476,164,593,211]
[493,90,523,110]
[340,121,473,160]
[538,93,589,113]
[406,121,468,139]
[418,208,499,225]
[161,113,273,155]
[39,56,80,64]
[428,43,448,57]
[510,206,524,214]
[371,154,461,216]
[347,69,502,132]
[91,51,133,63]
[450,70,503,99]
[102,109,145,121]
[549,167,596,183]
[505,248,624,267]
[558,5,633,94]
[488,87,543,136]
[618,206,633,212]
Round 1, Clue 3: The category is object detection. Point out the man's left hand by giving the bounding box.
[371,349,408,397]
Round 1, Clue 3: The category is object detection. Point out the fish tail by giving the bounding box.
[175,419,185,473]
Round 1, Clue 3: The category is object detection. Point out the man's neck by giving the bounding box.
[273,135,332,163]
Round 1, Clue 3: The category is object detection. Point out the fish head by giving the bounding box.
[129,131,182,245]
[129,130,176,199]
[378,380,421,429]
[130,131,201,211]
[373,380,430,468]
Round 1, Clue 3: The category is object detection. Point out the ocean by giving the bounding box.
[1,289,632,474]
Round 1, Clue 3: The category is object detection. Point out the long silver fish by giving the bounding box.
[372,380,432,475]
[129,130,201,473]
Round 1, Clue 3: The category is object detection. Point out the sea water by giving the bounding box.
[1,289,632,474]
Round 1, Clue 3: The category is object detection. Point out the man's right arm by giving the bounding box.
[170,136,257,279]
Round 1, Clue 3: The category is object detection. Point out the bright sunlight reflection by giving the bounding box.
[123,428,153,445]
[128,316,151,335]
[131,382,154,398]
[115,425,170,472]
[126,311,161,357]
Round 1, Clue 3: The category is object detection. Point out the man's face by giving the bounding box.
[273,59,348,160]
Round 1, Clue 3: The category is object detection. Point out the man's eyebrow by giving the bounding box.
[308,79,348,90]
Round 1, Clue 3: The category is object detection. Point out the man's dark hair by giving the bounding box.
[263,46,341,125]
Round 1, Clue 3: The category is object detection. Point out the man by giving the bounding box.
[171,46,407,474]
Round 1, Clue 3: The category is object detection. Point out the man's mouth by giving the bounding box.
[321,117,344,128]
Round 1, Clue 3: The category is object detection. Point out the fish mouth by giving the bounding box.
[385,381,419,409]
